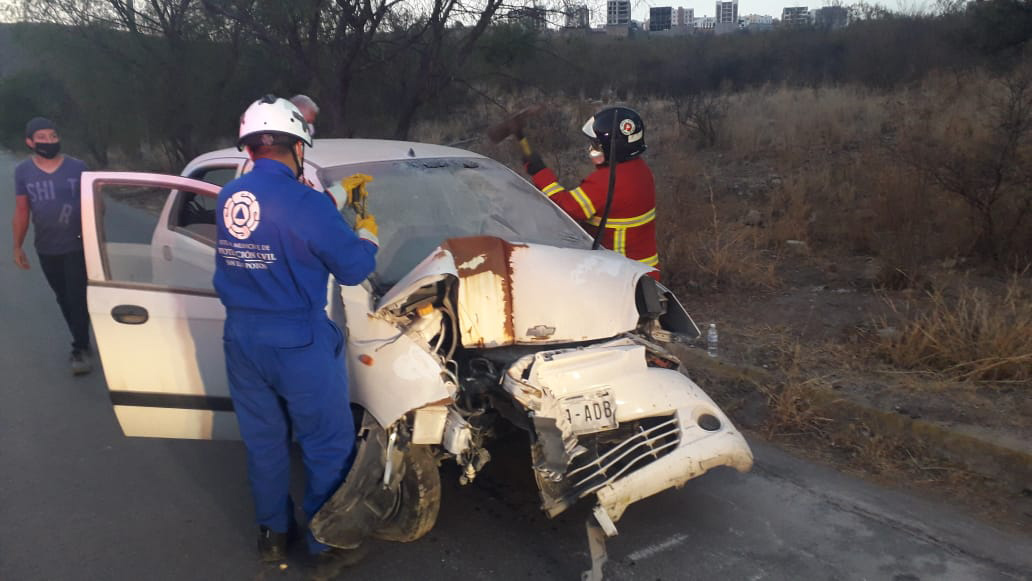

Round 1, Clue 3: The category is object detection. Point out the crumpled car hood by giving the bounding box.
[377,236,653,347]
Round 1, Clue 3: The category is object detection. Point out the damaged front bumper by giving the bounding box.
[503,337,753,527]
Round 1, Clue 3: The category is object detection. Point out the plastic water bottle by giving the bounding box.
[706,324,719,358]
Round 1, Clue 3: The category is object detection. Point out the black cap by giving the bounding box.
[25,117,56,139]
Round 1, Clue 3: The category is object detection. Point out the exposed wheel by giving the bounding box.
[372,444,441,542]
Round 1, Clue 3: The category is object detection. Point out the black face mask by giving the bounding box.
[34,142,61,159]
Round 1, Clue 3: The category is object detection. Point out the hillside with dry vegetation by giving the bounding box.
[410,65,1032,527]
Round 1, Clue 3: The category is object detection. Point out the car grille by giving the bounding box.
[566,415,681,499]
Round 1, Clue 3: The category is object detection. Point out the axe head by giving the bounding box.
[486,105,544,144]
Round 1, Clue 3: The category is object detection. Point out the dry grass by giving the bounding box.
[875,277,1032,382]
[764,377,834,439]
[411,70,1030,288]
[665,183,780,290]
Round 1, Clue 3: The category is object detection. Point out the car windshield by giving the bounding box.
[320,157,592,287]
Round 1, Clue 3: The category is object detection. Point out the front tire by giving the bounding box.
[372,444,441,542]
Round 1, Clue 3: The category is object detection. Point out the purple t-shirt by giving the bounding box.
[14,156,88,255]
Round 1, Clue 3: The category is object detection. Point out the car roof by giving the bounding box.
[189,138,488,169]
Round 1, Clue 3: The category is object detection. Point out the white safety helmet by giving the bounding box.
[237,95,313,150]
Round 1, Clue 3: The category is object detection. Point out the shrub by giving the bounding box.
[875,277,1032,382]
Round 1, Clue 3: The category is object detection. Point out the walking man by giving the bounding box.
[214,96,378,572]
[12,117,92,374]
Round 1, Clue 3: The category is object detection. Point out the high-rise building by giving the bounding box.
[714,0,739,34]
[649,7,673,31]
[781,6,811,26]
[676,7,696,27]
[607,0,631,25]
[564,4,591,28]
[715,0,739,23]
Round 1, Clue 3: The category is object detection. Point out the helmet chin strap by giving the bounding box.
[291,142,304,179]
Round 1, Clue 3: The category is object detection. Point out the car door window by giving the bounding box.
[96,183,216,293]
[169,165,237,245]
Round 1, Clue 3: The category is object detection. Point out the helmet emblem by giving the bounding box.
[223,191,261,240]
[620,119,636,135]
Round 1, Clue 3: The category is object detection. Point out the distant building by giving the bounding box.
[676,6,695,28]
[695,15,717,30]
[507,5,546,30]
[649,7,673,31]
[714,0,739,35]
[781,6,811,26]
[813,5,848,29]
[716,0,739,23]
[564,5,591,29]
[607,0,631,25]
[741,13,774,30]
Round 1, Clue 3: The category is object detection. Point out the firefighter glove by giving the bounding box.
[341,173,374,207]
[355,213,379,246]
[524,151,546,175]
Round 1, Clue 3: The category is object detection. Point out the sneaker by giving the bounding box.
[309,544,368,580]
[258,525,291,563]
[70,350,93,376]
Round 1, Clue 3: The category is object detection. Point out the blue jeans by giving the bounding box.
[223,310,355,554]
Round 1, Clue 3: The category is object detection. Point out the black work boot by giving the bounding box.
[258,525,290,563]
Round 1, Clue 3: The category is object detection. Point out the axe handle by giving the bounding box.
[518,137,533,157]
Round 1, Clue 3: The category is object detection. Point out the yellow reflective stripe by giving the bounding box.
[585,207,656,229]
[542,182,563,197]
[604,208,656,227]
[613,229,628,255]
[569,187,597,218]
[638,254,659,267]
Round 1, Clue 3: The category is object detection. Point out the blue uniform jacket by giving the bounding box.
[214,158,377,314]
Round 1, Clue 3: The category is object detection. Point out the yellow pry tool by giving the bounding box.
[340,173,374,218]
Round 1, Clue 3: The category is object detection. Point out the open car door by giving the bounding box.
[81,172,238,440]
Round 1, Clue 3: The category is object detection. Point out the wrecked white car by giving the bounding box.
[81,139,752,576]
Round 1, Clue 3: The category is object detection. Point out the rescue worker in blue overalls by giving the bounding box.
[214,96,379,572]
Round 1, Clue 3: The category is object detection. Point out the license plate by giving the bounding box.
[561,390,618,435]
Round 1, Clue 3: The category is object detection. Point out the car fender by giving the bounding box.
[338,284,454,428]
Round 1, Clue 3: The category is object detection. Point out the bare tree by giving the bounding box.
[26,0,244,167]
[901,67,1032,265]
[674,92,729,148]
[389,0,510,139]
[202,0,404,135]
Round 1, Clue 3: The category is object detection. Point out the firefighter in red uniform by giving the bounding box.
[523,106,660,279]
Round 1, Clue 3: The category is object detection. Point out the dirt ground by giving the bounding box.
[672,252,1032,534]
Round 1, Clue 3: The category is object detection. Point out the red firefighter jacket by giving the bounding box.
[531,158,660,278]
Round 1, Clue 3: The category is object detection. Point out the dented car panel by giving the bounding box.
[375,248,457,313]
[445,236,519,348]
[503,338,753,521]
[594,426,754,523]
[339,283,454,427]
[380,236,653,348]
[509,246,650,344]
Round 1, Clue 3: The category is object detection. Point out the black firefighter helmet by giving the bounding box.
[581,106,647,164]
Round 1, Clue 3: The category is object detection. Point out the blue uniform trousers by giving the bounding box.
[223,309,355,554]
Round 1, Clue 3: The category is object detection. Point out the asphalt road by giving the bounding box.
[2,151,1030,581]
